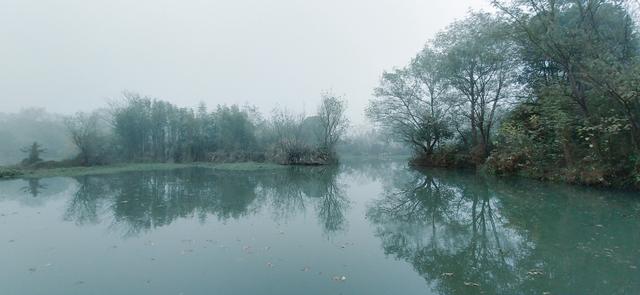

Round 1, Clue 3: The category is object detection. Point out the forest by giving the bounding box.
[367,0,640,188]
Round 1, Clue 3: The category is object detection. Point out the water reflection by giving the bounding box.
[63,167,349,237]
[1,162,638,294]
[22,178,47,197]
[368,168,640,294]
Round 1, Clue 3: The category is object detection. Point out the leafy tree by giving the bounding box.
[434,12,519,160]
[367,47,452,155]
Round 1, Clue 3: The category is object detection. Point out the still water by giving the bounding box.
[0,161,639,295]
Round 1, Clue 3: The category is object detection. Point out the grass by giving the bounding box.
[340,154,411,161]
[0,162,288,179]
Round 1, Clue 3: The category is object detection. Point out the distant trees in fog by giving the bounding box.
[60,91,349,166]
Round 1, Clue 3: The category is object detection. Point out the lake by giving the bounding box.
[1,160,639,295]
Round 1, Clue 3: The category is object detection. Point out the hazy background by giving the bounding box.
[0,0,490,123]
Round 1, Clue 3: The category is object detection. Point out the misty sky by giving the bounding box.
[1,0,491,123]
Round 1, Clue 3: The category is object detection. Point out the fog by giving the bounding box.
[0,0,490,123]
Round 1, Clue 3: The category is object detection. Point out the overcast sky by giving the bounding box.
[0,0,491,123]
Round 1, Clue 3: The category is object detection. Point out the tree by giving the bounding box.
[111,92,153,161]
[212,105,257,152]
[435,12,519,160]
[65,111,110,166]
[21,142,45,166]
[317,92,349,154]
[367,47,452,155]
[486,0,640,186]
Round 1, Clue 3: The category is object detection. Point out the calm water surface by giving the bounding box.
[0,161,639,295]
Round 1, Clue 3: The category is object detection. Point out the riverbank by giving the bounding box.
[0,162,287,179]
[405,149,640,190]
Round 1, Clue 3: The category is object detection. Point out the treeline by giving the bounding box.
[64,91,349,166]
[368,0,640,188]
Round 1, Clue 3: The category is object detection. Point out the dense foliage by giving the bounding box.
[368,0,640,188]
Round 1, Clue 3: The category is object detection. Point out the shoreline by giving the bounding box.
[0,162,288,180]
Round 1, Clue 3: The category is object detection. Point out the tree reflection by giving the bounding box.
[64,166,349,237]
[21,178,46,197]
[367,168,640,295]
[368,169,527,294]
[256,166,350,236]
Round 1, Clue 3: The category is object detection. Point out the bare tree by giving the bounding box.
[317,92,349,154]
[65,112,108,165]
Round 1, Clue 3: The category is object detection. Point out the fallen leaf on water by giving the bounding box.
[464,282,480,287]
[527,269,544,276]
[332,275,347,282]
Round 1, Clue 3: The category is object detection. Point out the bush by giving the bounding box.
[485,150,532,176]
[206,151,265,163]
[0,167,23,178]
[410,147,474,169]
[268,141,331,165]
